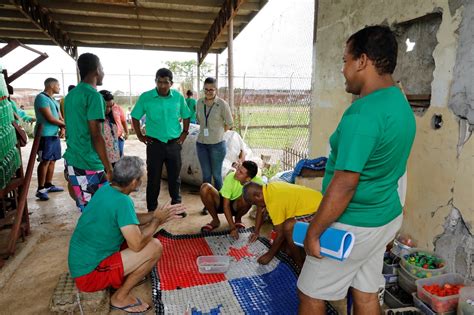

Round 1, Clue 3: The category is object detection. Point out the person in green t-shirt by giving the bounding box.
[200,160,262,240]
[185,89,197,124]
[33,78,66,201]
[68,156,186,313]
[131,68,191,212]
[297,26,416,314]
[63,53,112,211]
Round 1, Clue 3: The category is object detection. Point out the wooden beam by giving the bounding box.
[62,25,205,40]
[8,0,77,59]
[52,14,213,32]
[71,34,208,48]
[0,20,38,30]
[198,0,246,64]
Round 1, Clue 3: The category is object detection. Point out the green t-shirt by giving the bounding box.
[186,97,197,123]
[322,86,416,227]
[9,100,33,124]
[220,171,264,200]
[34,92,60,136]
[131,89,191,142]
[68,184,139,278]
[63,82,105,170]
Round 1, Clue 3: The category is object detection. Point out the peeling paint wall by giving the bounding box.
[310,0,473,275]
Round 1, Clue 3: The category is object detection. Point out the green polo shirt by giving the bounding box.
[186,97,197,123]
[131,89,190,142]
[322,86,416,227]
[34,92,60,137]
[68,184,139,278]
[63,82,105,170]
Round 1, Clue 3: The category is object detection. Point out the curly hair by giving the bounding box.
[347,25,398,75]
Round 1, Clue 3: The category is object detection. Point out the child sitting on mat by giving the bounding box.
[243,181,322,268]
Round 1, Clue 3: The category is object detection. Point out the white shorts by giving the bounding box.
[297,214,403,300]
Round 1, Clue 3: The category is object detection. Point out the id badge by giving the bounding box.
[203,128,209,137]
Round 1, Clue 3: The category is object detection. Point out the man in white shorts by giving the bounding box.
[297,25,416,314]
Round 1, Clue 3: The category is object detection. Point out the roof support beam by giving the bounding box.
[198,0,245,64]
[8,0,77,59]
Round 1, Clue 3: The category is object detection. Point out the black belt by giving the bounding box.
[146,136,179,144]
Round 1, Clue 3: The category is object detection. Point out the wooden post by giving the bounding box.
[197,53,201,99]
[228,18,234,110]
[215,53,219,89]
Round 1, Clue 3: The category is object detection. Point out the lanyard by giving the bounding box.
[204,103,215,127]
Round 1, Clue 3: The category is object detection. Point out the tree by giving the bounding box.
[165,60,213,93]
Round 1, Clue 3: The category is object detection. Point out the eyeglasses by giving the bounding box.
[204,88,216,93]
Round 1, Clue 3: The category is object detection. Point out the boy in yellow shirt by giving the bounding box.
[243,181,322,268]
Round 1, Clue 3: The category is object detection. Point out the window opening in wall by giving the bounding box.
[393,12,442,116]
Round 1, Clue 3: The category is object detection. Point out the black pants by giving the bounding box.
[146,137,182,211]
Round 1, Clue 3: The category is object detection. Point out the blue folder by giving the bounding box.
[293,221,355,261]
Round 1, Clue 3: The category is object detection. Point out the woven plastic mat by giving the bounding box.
[151,228,338,315]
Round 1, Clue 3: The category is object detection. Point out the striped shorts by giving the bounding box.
[64,160,108,211]
[295,212,316,223]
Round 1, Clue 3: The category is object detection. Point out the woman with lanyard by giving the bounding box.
[196,77,234,215]
[99,90,120,168]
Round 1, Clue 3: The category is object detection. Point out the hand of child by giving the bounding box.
[230,228,239,240]
[257,253,273,265]
[248,232,259,243]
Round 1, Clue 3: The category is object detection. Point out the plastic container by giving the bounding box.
[384,284,413,308]
[398,263,420,293]
[383,306,422,315]
[458,286,474,315]
[412,292,455,315]
[383,251,400,275]
[384,273,398,285]
[416,273,471,313]
[197,255,229,274]
[401,248,447,278]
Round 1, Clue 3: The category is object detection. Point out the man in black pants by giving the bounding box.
[131,68,190,212]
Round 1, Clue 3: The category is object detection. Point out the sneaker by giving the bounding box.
[35,190,49,201]
[47,185,64,193]
[201,207,208,215]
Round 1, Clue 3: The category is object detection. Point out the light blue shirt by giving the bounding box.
[34,92,60,136]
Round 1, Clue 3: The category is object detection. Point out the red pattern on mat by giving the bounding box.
[227,245,254,261]
[157,235,226,290]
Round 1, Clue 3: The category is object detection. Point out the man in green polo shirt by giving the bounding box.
[63,53,112,211]
[131,68,191,212]
[200,160,263,240]
[297,26,416,314]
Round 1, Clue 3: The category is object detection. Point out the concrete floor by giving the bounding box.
[0,140,272,314]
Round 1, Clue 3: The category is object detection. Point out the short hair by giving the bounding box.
[44,77,58,88]
[68,85,75,92]
[204,77,216,85]
[242,182,263,204]
[77,53,101,80]
[186,90,193,97]
[347,25,398,75]
[99,89,114,101]
[112,156,145,187]
[155,68,173,81]
[242,160,258,179]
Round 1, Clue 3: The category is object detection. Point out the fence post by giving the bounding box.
[128,69,132,107]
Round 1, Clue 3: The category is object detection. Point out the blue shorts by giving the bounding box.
[38,136,61,161]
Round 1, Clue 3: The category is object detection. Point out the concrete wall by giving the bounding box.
[309,0,473,275]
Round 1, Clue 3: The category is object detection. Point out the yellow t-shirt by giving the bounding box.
[263,182,323,226]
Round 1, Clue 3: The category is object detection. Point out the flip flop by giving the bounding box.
[235,222,246,229]
[201,223,219,232]
[110,298,151,314]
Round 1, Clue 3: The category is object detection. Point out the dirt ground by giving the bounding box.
[0,139,272,315]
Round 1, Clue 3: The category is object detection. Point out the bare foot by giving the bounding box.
[110,294,150,313]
